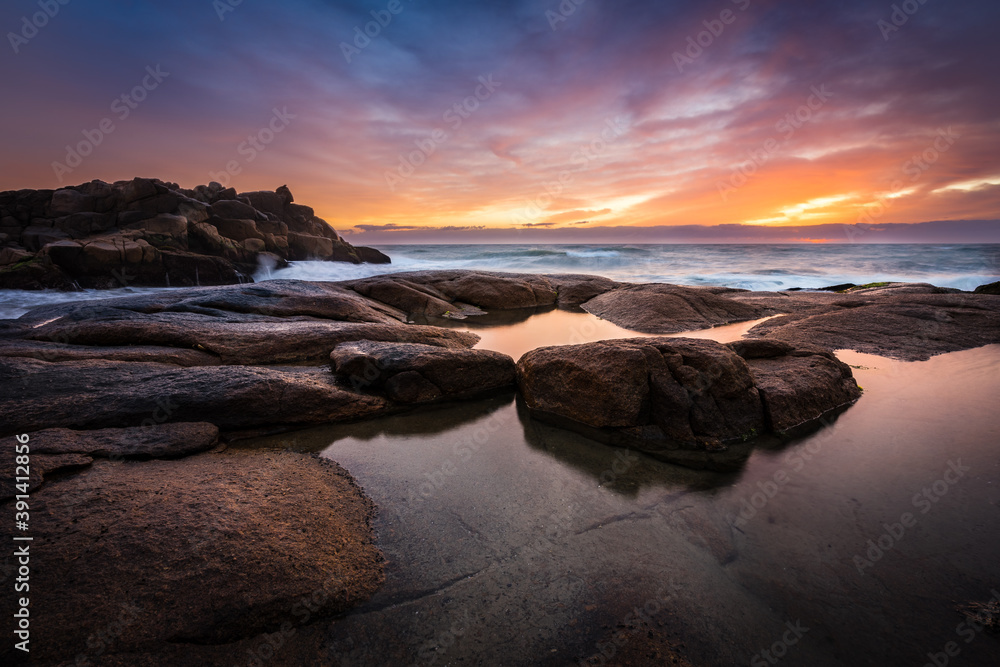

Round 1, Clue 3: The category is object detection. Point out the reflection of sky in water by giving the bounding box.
[240,309,1000,666]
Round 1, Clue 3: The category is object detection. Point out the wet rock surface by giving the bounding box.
[0,357,392,434]
[516,337,860,470]
[0,178,389,289]
[579,283,767,333]
[1,271,998,664]
[0,448,384,664]
[331,340,516,404]
[0,422,219,500]
[740,284,1000,361]
[729,340,862,433]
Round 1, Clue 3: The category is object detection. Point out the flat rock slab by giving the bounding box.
[0,357,390,435]
[0,450,384,664]
[0,337,220,366]
[331,340,516,404]
[746,291,1000,360]
[516,337,861,470]
[16,279,405,325]
[580,283,766,333]
[0,423,219,501]
[23,315,480,365]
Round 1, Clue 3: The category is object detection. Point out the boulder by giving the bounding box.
[516,336,862,470]
[0,450,384,663]
[121,177,159,203]
[125,212,188,237]
[580,283,765,333]
[729,339,861,432]
[546,274,622,306]
[355,245,392,264]
[21,225,71,251]
[287,231,335,259]
[243,237,266,253]
[215,217,264,242]
[0,246,32,266]
[48,188,95,215]
[211,199,260,221]
[331,340,516,403]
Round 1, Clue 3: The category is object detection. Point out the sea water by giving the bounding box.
[1,243,998,320]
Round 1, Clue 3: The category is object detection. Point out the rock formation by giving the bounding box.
[0,178,389,289]
[516,337,861,469]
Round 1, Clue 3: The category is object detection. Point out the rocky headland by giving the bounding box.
[0,178,389,290]
[2,270,999,664]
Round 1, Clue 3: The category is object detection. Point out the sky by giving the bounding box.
[1,0,998,243]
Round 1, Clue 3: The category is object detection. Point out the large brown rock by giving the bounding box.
[517,338,765,469]
[287,230,337,259]
[331,340,516,403]
[580,283,765,333]
[214,217,265,242]
[355,245,392,264]
[729,339,861,432]
[517,336,862,470]
[0,449,384,664]
[341,271,562,312]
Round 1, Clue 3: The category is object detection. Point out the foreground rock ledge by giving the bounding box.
[0,447,384,665]
[516,337,861,470]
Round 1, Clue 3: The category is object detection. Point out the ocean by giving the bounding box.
[2,243,998,320]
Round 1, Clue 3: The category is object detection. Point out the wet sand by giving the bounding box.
[241,313,1000,666]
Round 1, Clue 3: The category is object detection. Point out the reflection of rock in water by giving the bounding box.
[516,337,860,471]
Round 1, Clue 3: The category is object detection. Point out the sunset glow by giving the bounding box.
[1,0,998,242]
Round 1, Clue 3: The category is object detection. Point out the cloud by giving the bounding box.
[0,0,997,239]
